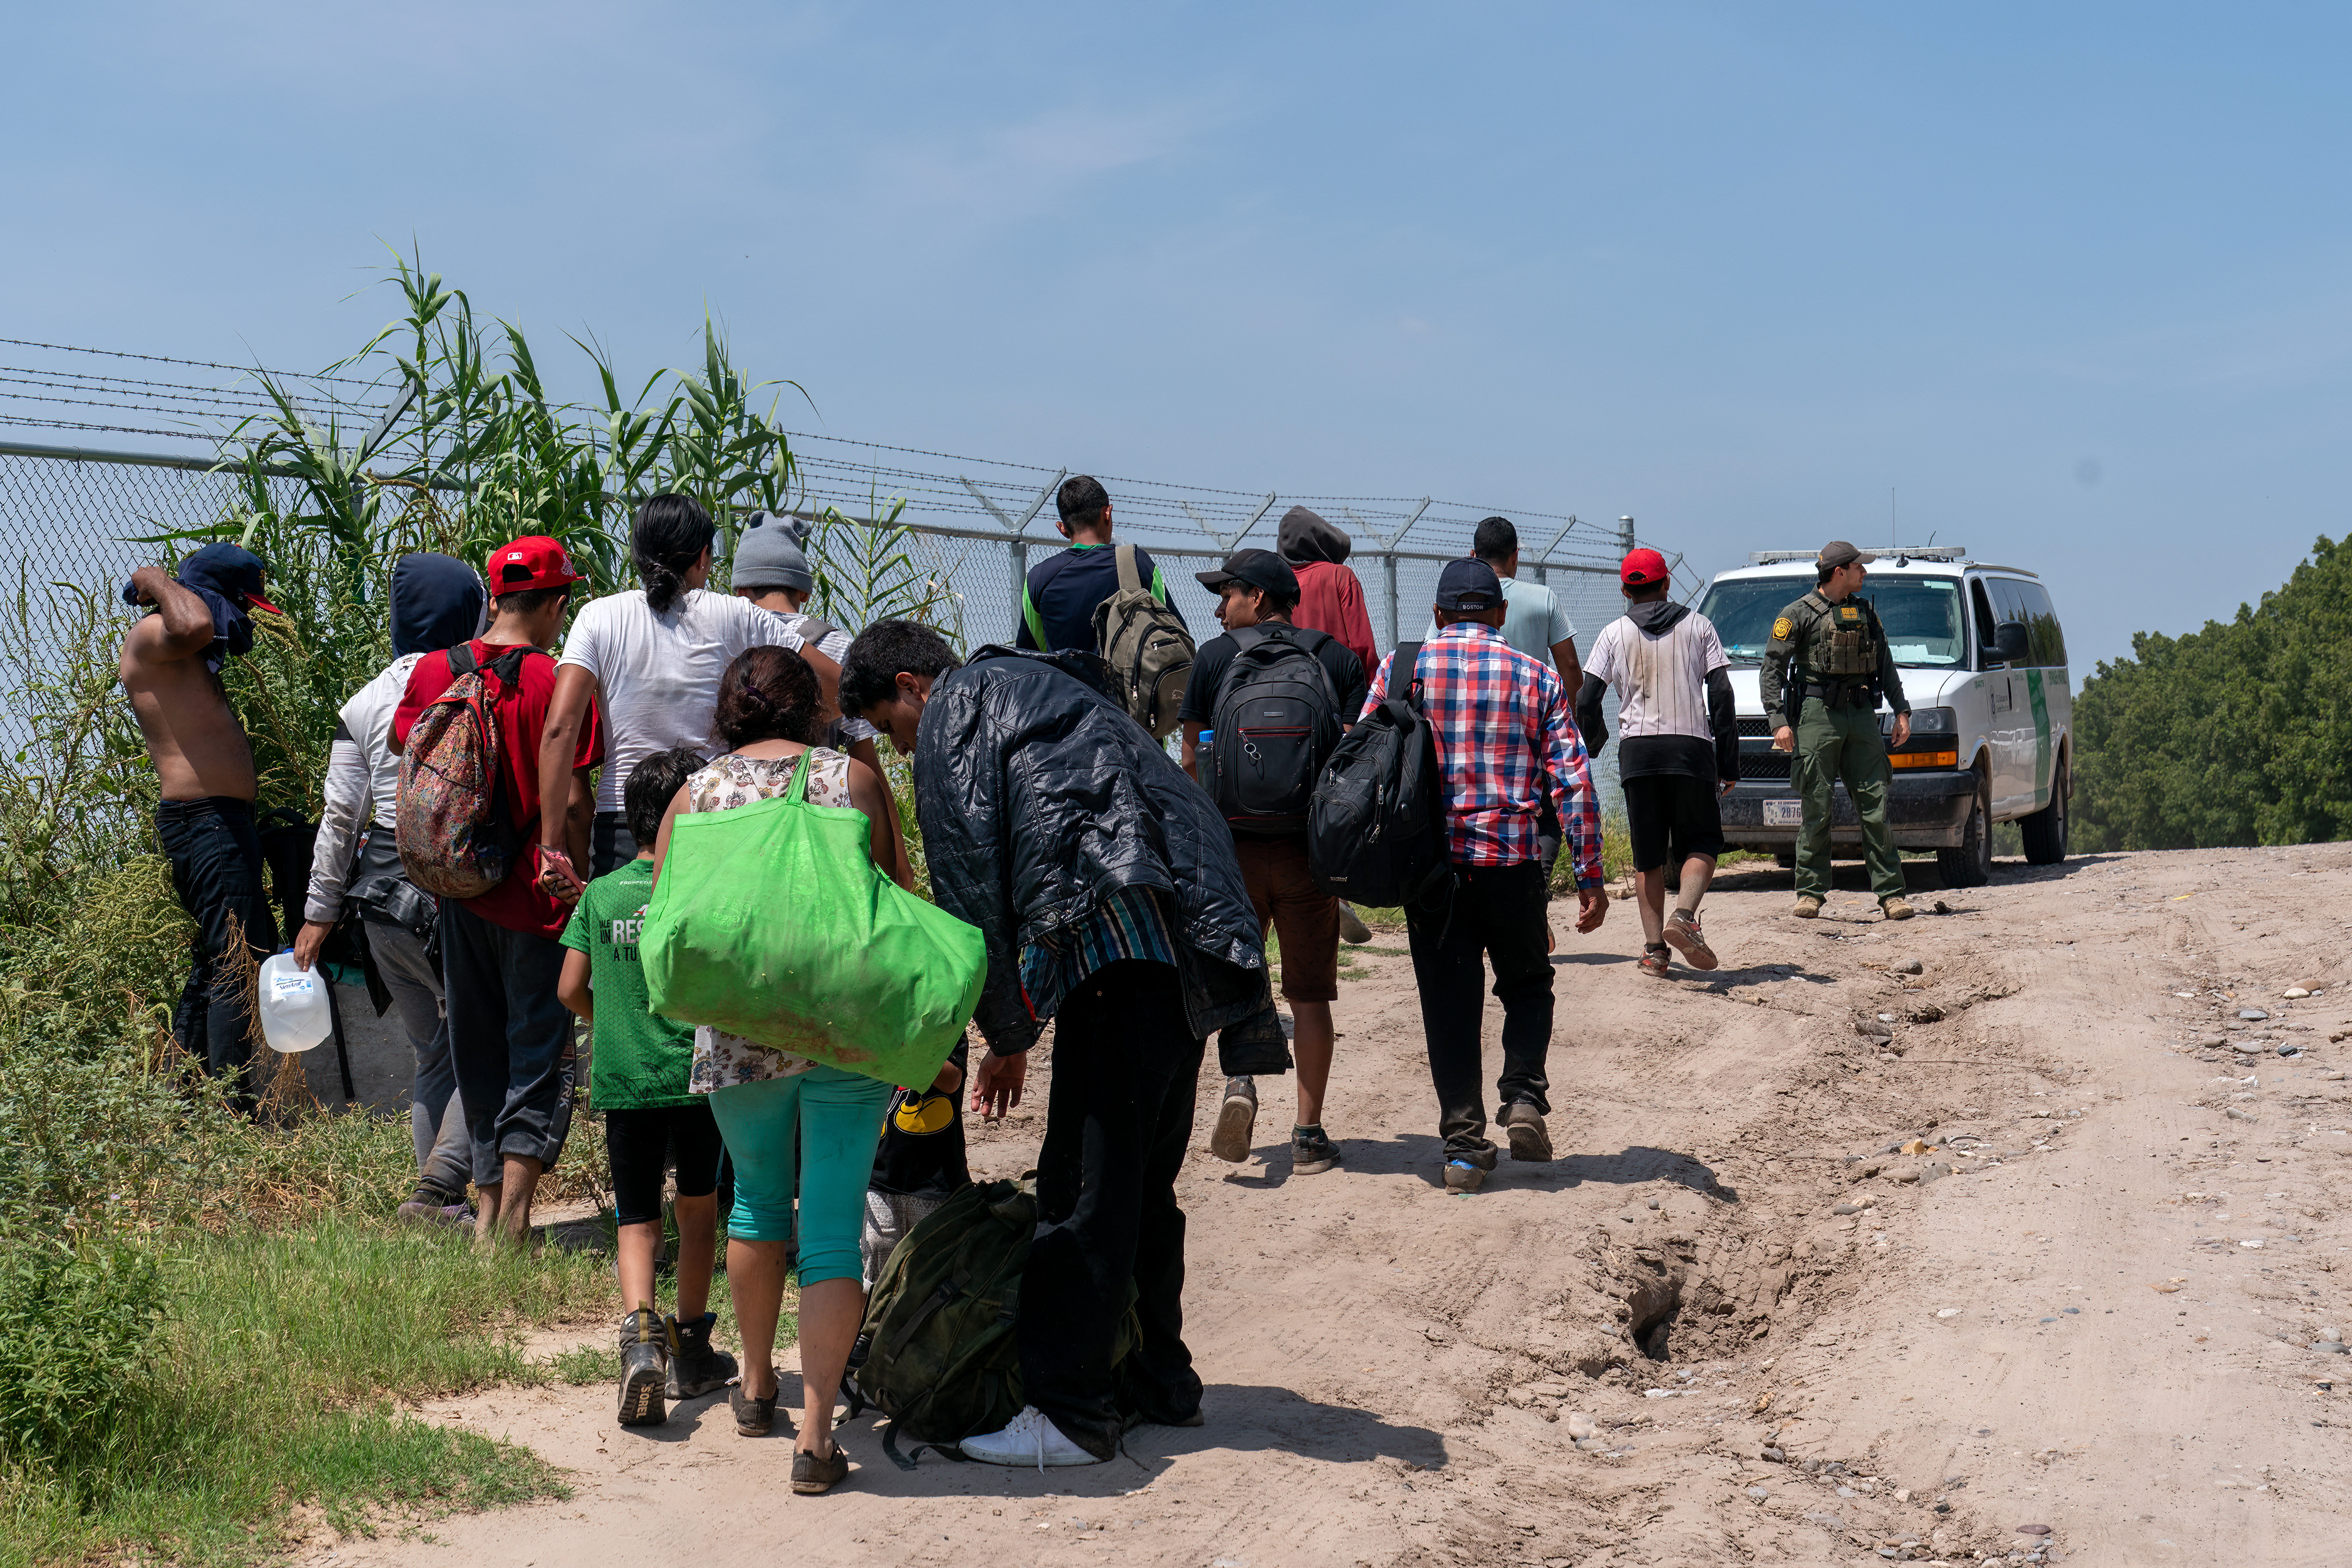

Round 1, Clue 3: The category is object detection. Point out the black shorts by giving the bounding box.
[605,1101,726,1227]
[1622,773,1726,873]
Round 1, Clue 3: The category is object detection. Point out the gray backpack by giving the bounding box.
[1090,544,1194,739]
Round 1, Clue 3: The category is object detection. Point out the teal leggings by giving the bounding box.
[705,1065,893,1286]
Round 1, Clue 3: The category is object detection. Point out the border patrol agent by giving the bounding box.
[1763,541,1916,921]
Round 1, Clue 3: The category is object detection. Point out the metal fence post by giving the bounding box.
[1532,518,1577,587]
[1345,498,1430,652]
[1619,515,1636,556]
[961,470,1064,640]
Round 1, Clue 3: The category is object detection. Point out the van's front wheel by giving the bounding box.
[1937,768,1993,887]
[2021,761,2069,865]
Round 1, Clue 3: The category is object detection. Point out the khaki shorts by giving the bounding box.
[1234,835,1340,1003]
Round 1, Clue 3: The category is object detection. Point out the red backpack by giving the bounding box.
[397,643,532,899]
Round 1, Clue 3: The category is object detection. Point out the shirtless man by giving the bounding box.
[120,543,283,1107]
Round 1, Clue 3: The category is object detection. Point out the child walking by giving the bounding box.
[558,746,739,1427]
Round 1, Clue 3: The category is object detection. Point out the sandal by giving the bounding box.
[791,1443,850,1494]
[730,1381,777,1436]
[1637,943,1674,979]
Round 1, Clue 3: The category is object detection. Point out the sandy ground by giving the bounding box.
[301,845,2352,1568]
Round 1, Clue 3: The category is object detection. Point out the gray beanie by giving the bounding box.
[731,510,814,593]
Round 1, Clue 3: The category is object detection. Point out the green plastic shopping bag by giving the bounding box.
[642,757,984,1087]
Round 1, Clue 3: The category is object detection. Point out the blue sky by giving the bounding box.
[6,2,2348,669]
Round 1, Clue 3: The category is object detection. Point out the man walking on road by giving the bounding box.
[1422,517,1585,901]
[1761,541,1915,922]
[1012,475,1184,655]
[841,620,1268,1467]
[1178,549,1366,1175]
[1369,558,1607,1194]
[1576,549,1739,977]
[119,543,285,1109]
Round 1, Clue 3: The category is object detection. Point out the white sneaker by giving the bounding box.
[958,1405,1101,1468]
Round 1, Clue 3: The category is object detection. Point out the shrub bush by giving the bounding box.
[0,1231,163,1483]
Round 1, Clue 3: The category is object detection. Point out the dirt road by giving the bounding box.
[309,846,2352,1568]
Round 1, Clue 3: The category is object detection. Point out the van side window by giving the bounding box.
[1970,579,2000,669]
[2013,581,2066,667]
[1985,577,2035,665]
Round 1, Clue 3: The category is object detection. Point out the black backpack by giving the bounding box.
[1205,625,1342,835]
[1306,642,1452,907]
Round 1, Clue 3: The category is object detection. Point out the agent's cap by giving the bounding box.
[1818,540,1875,570]
[1194,548,1299,602]
[1433,557,1505,612]
[1620,547,1670,589]
[487,535,587,594]
[179,542,280,614]
[731,510,815,594]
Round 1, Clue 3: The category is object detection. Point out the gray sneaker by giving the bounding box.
[1210,1077,1258,1163]
[1336,903,1374,945]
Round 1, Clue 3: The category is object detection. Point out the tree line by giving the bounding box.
[2074,533,2352,852]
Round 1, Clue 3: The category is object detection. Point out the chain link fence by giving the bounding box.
[3,436,1676,808]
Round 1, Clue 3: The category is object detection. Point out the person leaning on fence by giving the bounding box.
[558,745,738,1430]
[647,646,924,1496]
[840,619,1271,1468]
[1376,558,1607,1194]
[119,543,286,1112]
[1012,474,1185,655]
[531,493,830,889]
[293,553,485,1224]
[392,536,605,1249]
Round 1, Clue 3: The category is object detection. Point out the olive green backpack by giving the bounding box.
[852,1176,1136,1467]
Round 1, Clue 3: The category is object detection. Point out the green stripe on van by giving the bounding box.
[2024,667,2052,803]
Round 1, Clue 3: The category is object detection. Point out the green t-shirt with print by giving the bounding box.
[559,859,696,1110]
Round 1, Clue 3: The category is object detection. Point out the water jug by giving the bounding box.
[257,950,332,1053]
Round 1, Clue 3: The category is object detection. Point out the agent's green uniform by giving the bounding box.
[1761,589,1911,902]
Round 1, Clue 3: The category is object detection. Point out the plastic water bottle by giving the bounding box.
[257,951,331,1053]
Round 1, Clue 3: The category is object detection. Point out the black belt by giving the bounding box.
[1799,679,1871,699]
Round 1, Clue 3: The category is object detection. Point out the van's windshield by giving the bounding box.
[1699,575,1967,668]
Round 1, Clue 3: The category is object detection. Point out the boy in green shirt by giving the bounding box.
[558,746,736,1427]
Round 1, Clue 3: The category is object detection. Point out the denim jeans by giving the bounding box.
[155,797,279,1108]
[438,901,575,1184]
[364,919,470,1200]
[1404,860,1553,1160]
[1022,960,1206,1460]
[590,812,638,878]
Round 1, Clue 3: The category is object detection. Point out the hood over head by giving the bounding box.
[1628,598,1691,635]
[1277,505,1352,566]
[390,552,489,656]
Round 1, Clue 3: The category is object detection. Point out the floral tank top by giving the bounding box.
[682,748,857,1093]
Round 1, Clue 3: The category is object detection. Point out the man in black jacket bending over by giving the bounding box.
[841,620,1271,1467]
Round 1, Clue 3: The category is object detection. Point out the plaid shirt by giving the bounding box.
[1362,622,1604,886]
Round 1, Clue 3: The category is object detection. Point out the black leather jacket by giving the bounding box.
[914,645,1270,1054]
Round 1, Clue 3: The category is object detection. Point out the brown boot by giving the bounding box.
[1791,895,1824,919]
[1881,896,1916,921]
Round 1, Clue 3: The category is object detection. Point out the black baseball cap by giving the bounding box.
[1433,556,1504,612]
[1195,548,1299,601]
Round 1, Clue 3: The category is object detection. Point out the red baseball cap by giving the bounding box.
[1620,547,1669,588]
[487,535,588,594]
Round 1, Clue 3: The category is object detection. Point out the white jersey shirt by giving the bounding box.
[1585,608,1729,742]
[558,588,805,812]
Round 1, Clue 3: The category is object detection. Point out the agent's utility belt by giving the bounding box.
[1799,678,1878,711]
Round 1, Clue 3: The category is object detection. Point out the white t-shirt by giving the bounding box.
[1422,577,1577,665]
[1585,609,1729,741]
[558,589,805,811]
[758,608,879,747]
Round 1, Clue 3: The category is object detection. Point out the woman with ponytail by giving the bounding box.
[535,494,854,898]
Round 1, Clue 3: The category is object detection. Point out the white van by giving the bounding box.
[1693,548,2072,886]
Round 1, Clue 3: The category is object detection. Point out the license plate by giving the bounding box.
[1763,798,1803,827]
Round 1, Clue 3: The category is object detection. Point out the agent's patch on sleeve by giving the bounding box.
[1771,616,1793,641]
